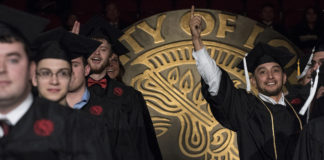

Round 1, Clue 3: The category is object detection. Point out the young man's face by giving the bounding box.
[311,51,324,71]
[251,62,286,96]
[87,39,111,74]
[106,53,120,79]
[0,42,30,108]
[69,57,87,92]
[33,58,71,103]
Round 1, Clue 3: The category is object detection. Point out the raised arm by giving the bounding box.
[189,5,221,96]
[190,5,203,51]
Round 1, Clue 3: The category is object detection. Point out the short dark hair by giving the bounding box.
[0,22,31,59]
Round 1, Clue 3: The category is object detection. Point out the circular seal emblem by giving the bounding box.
[89,105,103,116]
[33,119,54,137]
[120,9,302,160]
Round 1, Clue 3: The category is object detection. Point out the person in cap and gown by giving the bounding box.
[31,28,73,106]
[299,39,324,120]
[78,15,162,160]
[292,40,324,160]
[65,27,141,159]
[0,5,114,160]
[106,50,162,160]
[190,6,303,160]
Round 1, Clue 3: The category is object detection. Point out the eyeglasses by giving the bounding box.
[36,69,71,80]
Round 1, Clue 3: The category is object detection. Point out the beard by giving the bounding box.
[257,84,283,96]
[88,58,109,74]
[256,79,284,97]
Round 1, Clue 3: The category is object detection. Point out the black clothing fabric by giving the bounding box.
[201,70,302,160]
[84,75,162,160]
[0,97,113,160]
[285,83,311,124]
[308,94,324,120]
[293,115,324,160]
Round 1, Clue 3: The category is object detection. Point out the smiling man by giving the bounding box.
[80,15,162,160]
[0,5,113,160]
[190,6,302,160]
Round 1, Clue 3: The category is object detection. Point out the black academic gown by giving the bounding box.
[285,83,311,124]
[201,70,302,160]
[293,114,324,160]
[85,75,161,160]
[0,97,113,160]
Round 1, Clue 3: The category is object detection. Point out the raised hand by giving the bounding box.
[189,5,203,51]
[189,5,202,39]
[71,21,80,35]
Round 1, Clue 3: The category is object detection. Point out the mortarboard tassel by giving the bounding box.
[299,67,320,115]
[243,53,251,92]
[296,47,314,80]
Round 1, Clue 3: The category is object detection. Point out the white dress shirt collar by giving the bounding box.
[258,92,286,106]
[0,93,33,126]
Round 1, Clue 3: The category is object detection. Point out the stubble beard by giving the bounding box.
[89,58,109,74]
[256,79,283,97]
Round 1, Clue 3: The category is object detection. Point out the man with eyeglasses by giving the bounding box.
[0,5,114,160]
[31,28,73,106]
[32,47,72,106]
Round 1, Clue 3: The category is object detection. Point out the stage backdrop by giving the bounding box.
[119,9,302,160]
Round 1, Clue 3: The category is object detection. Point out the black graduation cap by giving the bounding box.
[35,41,71,63]
[237,42,294,73]
[33,28,69,62]
[0,5,49,44]
[61,32,102,60]
[33,27,101,62]
[79,15,129,55]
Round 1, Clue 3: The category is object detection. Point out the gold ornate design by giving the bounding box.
[121,9,302,160]
[130,40,246,159]
[151,117,172,137]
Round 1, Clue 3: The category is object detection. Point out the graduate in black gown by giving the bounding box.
[292,71,324,160]
[190,6,303,160]
[106,46,162,160]
[0,5,113,160]
[293,58,324,160]
[31,28,73,106]
[64,29,140,159]
[307,40,324,120]
[78,15,162,160]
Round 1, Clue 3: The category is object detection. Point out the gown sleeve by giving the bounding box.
[293,116,324,160]
[201,69,255,132]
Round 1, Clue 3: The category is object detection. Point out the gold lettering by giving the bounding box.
[216,14,236,38]
[119,26,144,54]
[180,11,215,36]
[137,15,166,44]
[243,25,264,49]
